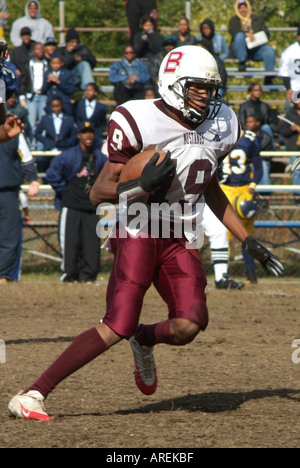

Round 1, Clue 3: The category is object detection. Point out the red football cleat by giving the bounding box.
[129,337,157,395]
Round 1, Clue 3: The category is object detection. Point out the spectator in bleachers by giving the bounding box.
[0,0,8,39]
[196,19,229,62]
[196,38,227,99]
[57,28,97,91]
[161,34,177,57]
[228,0,275,83]
[43,36,58,64]
[73,83,107,147]
[35,96,78,152]
[10,1,54,48]
[109,45,151,105]
[34,96,78,175]
[10,27,35,106]
[0,129,39,284]
[5,91,32,143]
[143,85,158,99]
[42,53,75,116]
[278,27,300,113]
[170,17,196,47]
[125,0,158,46]
[46,124,107,283]
[23,42,48,150]
[239,83,276,149]
[133,15,163,85]
[278,99,300,205]
[245,114,274,188]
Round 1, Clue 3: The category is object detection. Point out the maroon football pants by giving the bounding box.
[103,229,209,339]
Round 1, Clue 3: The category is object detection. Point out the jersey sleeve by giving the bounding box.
[107,105,143,164]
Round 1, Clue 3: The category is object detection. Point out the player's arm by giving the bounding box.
[205,172,284,277]
[90,160,125,206]
[205,172,249,244]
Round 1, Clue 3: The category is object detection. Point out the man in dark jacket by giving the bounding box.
[46,124,107,283]
[10,27,35,100]
[0,131,39,283]
[57,28,97,91]
[239,83,276,145]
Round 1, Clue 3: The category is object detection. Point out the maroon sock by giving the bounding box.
[25,328,108,399]
[135,320,177,347]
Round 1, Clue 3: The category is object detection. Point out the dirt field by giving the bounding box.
[1,278,300,448]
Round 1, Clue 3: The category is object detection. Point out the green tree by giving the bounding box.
[5,0,299,58]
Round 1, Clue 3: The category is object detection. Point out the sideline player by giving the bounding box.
[220,115,264,284]
[8,46,284,421]
[0,38,23,140]
[202,204,245,290]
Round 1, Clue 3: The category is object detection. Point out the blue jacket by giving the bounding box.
[42,67,76,115]
[0,61,19,100]
[196,33,230,61]
[35,113,78,151]
[73,98,107,144]
[109,58,150,85]
[46,143,107,210]
[0,135,37,190]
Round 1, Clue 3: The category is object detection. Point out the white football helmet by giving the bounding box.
[158,45,223,123]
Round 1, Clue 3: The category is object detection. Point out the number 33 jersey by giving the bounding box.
[108,98,240,243]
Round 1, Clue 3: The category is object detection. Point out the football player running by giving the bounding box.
[8,46,284,421]
[220,115,264,284]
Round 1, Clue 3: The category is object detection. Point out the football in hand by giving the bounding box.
[119,150,167,183]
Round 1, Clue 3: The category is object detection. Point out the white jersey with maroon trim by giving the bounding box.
[108,98,240,244]
[278,41,300,91]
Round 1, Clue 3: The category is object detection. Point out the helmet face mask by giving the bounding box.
[158,45,223,123]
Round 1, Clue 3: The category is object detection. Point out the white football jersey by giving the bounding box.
[108,98,240,244]
[278,42,300,91]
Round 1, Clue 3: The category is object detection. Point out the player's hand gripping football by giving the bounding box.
[117,151,176,197]
[139,151,176,192]
[291,158,300,172]
[242,236,285,277]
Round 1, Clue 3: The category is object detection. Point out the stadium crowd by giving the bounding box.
[0,0,299,284]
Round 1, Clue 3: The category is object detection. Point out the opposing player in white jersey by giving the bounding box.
[8,46,284,421]
[278,26,300,109]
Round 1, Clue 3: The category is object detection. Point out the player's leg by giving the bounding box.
[130,240,209,397]
[202,204,244,290]
[8,324,119,421]
[130,239,208,396]
[136,239,208,348]
[8,231,156,420]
